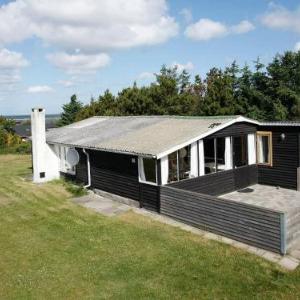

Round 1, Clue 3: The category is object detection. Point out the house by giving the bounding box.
[31,108,300,255]
[14,118,57,141]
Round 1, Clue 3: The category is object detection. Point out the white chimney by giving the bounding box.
[31,108,59,183]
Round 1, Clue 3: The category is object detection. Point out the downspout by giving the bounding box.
[83,148,91,188]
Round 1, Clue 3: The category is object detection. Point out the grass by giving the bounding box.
[0,155,300,299]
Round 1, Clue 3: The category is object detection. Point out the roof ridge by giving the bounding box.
[91,115,241,119]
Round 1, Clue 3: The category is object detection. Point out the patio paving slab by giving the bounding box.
[220,184,300,213]
[72,192,131,216]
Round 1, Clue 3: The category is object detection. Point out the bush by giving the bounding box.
[15,142,31,154]
[0,141,31,155]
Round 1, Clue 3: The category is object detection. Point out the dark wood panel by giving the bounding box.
[168,165,258,196]
[208,122,257,139]
[258,126,299,189]
[139,183,160,212]
[91,166,140,201]
[160,186,284,254]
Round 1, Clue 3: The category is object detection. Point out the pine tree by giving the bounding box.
[58,94,83,126]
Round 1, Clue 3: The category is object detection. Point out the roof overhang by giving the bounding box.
[155,116,259,159]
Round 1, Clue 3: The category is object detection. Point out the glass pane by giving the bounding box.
[204,138,215,174]
[178,146,191,180]
[233,135,248,167]
[257,135,269,164]
[168,151,178,183]
[143,158,156,183]
[216,137,225,172]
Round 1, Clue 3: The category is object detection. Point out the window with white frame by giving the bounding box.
[204,137,228,174]
[139,157,157,184]
[257,131,273,166]
[167,145,191,183]
[58,145,75,174]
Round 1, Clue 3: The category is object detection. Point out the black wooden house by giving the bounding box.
[33,112,300,255]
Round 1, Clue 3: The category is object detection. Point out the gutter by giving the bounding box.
[83,148,91,188]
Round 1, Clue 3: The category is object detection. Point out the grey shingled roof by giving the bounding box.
[260,121,300,127]
[46,115,246,157]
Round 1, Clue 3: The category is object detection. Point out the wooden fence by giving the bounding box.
[160,185,286,254]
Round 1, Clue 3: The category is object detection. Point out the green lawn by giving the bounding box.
[1,155,300,299]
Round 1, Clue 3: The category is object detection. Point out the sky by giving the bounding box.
[0,0,300,115]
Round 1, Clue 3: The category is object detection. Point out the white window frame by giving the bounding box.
[58,145,76,175]
[138,157,158,186]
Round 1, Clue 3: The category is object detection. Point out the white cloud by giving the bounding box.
[180,8,193,23]
[171,61,194,73]
[58,79,75,87]
[231,20,255,34]
[295,42,300,52]
[185,19,228,41]
[0,0,178,51]
[0,48,29,69]
[185,18,254,41]
[261,5,300,33]
[0,48,29,86]
[27,85,54,93]
[47,52,110,74]
[138,72,155,80]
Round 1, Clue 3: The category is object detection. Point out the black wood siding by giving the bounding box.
[139,183,160,212]
[258,126,299,190]
[160,186,285,254]
[168,165,258,196]
[74,149,160,210]
[208,122,257,138]
[89,150,140,200]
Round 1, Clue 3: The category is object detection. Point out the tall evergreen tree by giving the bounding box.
[58,94,83,126]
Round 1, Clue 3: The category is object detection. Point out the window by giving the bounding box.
[178,146,191,180]
[233,135,248,168]
[216,137,226,172]
[139,158,157,184]
[204,139,215,174]
[58,146,75,175]
[257,131,272,166]
[168,146,191,183]
[204,137,226,174]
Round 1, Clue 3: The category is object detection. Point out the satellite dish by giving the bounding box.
[66,148,80,166]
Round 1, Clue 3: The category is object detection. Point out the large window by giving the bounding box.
[139,158,157,184]
[257,131,272,166]
[204,139,215,174]
[168,146,191,183]
[204,137,226,174]
[233,135,248,168]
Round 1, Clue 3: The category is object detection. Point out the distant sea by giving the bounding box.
[5,114,61,121]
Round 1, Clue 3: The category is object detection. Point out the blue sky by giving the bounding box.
[0,0,299,115]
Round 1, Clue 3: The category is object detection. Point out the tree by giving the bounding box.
[58,94,83,126]
[70,50,300,122]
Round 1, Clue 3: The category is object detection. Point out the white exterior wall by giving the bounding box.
[31,108,60,183]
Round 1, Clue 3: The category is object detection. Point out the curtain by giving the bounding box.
[247,134,256,165]
[257,135,264,163]
[198,140,205,176]
[190,142,198,177]
[138,157,146,181]
[225,137,232,170]
[161,155,169,185]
